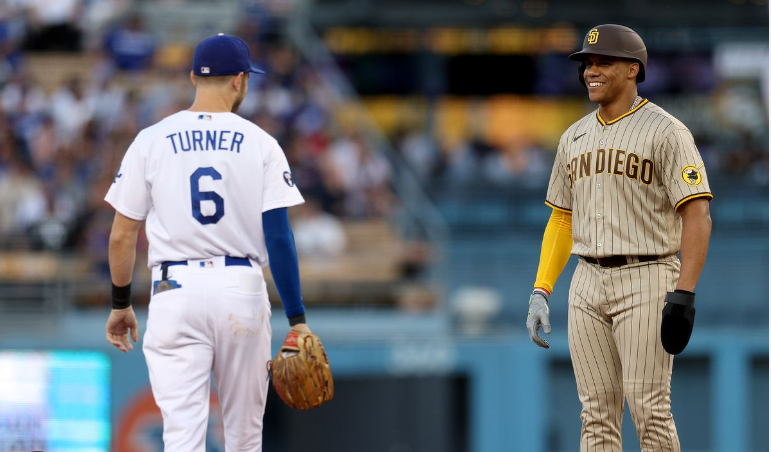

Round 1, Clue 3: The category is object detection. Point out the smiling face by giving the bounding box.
[582,54,639,105]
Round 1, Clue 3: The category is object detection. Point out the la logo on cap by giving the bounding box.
[201,67,210,74]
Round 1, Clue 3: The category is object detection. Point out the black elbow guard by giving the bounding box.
[661,290,696,355]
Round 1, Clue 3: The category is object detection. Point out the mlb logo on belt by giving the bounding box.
[199,260,214,268]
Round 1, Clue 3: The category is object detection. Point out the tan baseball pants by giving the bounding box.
[568,257,681,452]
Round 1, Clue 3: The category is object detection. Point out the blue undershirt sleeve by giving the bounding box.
[262,207,306,322]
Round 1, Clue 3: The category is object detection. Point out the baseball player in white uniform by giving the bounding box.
[104,34,313,451]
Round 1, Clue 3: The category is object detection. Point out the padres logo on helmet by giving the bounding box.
[588,29,599,44]
[681,164,704,185]
[569,24,648,85]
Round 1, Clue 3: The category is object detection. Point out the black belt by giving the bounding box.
[580,255,662,268]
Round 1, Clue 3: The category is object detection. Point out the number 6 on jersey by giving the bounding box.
[191,166,224,224]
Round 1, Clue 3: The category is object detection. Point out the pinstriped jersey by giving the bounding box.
[545,99,713,258]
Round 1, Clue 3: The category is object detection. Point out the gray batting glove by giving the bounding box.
[526,291,551,348]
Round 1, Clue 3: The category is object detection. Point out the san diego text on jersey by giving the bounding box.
[566,148,654,187]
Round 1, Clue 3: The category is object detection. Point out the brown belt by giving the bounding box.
[580,255,663,268]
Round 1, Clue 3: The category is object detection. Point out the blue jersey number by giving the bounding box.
[190,167,225,224]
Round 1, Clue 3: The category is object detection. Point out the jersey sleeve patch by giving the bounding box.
[283,171,295,187]
[681,164,704,186]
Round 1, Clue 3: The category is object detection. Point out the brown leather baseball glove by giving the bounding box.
[271,331,334,410]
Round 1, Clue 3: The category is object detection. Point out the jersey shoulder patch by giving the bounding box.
[681,164,705,185]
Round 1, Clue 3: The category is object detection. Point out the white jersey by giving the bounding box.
[105,110,304,268]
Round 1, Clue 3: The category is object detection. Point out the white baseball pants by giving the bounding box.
[143,257,272,452]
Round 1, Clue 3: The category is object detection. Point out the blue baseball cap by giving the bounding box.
[192,33,265,76]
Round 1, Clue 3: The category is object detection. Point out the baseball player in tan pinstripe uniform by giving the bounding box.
[525,25,713,451]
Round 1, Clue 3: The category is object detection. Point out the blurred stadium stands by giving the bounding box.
[0,0,767,451]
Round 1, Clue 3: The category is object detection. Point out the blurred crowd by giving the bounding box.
[0,1,767,261]
[0,1,394,262]
[394,129,553,191]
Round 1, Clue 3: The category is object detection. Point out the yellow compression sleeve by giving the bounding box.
[534,209,573,294]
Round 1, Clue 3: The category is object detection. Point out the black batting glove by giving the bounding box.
[661,290,696,355]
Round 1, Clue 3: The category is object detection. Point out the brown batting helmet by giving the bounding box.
[569,24,647,86]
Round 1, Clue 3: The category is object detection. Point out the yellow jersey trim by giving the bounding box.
[545,201,572,213]
[597,98,649,126]
[674,192,714,211]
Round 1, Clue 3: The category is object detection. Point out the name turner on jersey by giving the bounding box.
[165,129,246,154]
